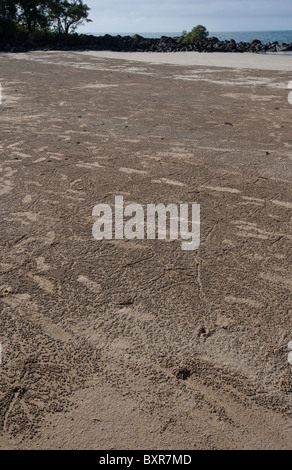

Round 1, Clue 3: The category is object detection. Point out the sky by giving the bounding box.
[78,0,292,33]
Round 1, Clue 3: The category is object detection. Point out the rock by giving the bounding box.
[1,32,289,54]
[23,39,37,50]
[277,43,292,52]
[11,46,27,53]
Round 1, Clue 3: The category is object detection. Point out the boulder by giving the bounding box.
[250,39,262,45]
[277,43,292,52]
[11,46,27,53]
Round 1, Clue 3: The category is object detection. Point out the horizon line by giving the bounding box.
[85,29,292,34]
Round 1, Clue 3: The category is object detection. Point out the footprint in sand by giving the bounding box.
[29,274,55,294]
[201,185,240,194]
[288,81,292,105]
[36,257,50,272]
[119,167,148,175]
[77,275,102,293]
[160,178,186,187]
[288,341,292,365]
[44,231,56,246]
[22,194,32,204]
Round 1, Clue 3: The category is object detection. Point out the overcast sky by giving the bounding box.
[78,0,292,33]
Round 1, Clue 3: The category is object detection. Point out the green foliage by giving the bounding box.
[0,0,17,20]
[29,28,53,41]
[65,31,84,45]
[48,0,91,35]
[0,0,17,36]
[17,0,50,33]
[0,0,91,37]
[0,19,18,38]
[181,25,209,44]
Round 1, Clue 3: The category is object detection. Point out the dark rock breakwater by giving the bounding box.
[1,33,292,53]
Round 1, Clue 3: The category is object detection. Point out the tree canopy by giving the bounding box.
[0,0,91,35]
[0,0,17,21]
[181,25,209,44]
[48,0,91,35]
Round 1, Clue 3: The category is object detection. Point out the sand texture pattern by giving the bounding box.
[0,51,291,449]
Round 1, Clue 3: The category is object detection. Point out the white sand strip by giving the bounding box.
[78,51,292,72]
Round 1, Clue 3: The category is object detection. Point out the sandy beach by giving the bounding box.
[0,50,291,449]
[76,50,292,71]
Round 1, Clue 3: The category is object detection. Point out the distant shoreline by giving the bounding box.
[86,30,292,44]
[1,32,292,54]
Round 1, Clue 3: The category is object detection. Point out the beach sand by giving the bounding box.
[0,50,291,449]
[76,50,292,71]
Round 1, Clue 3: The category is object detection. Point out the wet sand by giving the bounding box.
[0,51,292,449]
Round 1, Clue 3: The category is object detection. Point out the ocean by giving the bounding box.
[89,30,292,44]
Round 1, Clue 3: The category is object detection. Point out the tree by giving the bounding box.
[181,25,209,44]
[0,0,17,37]
[0,0,91,37]
[48,0,91,35]
[0,0,17,21]
[17,0,50,33]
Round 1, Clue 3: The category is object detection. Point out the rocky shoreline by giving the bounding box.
[1,33,292,54]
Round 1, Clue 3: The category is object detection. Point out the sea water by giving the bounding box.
[90,30,292,44]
